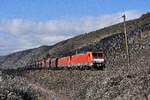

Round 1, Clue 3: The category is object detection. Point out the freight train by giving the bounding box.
[25,51,106,70]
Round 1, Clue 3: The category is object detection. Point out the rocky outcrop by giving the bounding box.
[0,73,37,100]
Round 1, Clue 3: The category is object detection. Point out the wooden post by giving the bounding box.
[122,14,130,68]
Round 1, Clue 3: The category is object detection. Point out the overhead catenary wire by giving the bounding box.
[105,16,123,26]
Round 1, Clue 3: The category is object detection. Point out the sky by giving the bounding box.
[0,0,149,55]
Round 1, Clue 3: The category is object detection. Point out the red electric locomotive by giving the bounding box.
[57,56,70,69]
[70,52,106,69]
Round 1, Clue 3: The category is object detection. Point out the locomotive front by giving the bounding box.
[92,52,106,68]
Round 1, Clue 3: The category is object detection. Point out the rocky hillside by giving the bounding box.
[16,21,150,100]
[1,28,149,100]
[0,13,150,100]
[10,31,150,99]
[0,13,150,69]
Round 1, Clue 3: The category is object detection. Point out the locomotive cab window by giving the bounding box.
[92,53,103,58]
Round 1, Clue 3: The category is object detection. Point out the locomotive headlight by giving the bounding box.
[93,58,104,63]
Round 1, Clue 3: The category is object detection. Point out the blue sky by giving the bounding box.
[0,0,149,21]
[0,0,149,55]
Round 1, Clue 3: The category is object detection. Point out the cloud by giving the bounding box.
[0,10,143,55]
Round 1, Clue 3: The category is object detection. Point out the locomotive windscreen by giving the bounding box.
[92,53,103,58]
